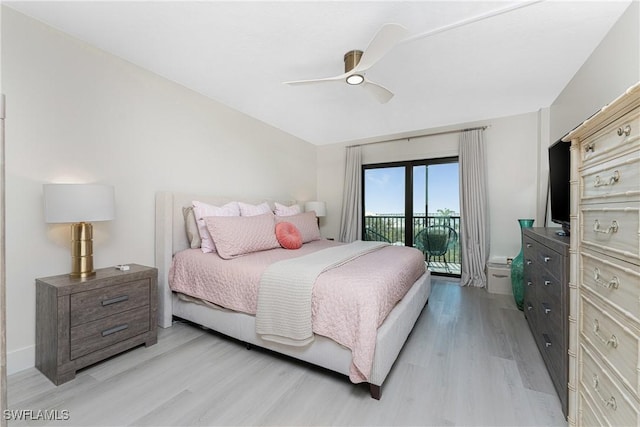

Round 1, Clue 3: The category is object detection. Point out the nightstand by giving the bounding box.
[36,264,158,385]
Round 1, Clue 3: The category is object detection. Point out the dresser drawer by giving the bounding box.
[580,202,640,263]
[70,306,150,360]
[580,293,640,398]
[579,344,639,427]
[581,148,640,205]
[582,107,640,166]
[581,250,640,326]
[70,279,151,326]
[579,390,607,427]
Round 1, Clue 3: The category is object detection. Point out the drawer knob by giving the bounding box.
[542,303,551,314]
[101,323,129,337]
[101,295,129,306]
[527,303,534,311]
[526,281,533,287]
[542,333,552,348]
[593,319,619,349]
[593,170,620,188]
[526,243,532,248]
[544,280,551,286]
[593,219,618,234]
[543,256,550,263]
[593,267,620,290]
[585,142,595,153]
[526,260,532,265]
[592,375,617,411]
[616,125,631,137]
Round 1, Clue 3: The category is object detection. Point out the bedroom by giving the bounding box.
[1,1,639,425]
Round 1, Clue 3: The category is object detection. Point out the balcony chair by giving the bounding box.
[415,225,458,273]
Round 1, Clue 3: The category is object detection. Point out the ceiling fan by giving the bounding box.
[283,0,544,104]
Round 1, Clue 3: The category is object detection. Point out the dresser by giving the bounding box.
[522,227,570,416]
[563,83,640,426]
[36,264,158,385]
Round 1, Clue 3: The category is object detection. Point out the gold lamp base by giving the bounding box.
[70,222,95,278]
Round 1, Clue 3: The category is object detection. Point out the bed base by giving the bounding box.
[155,191,431,399]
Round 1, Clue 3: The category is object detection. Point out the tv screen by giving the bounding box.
[548,139,571,235]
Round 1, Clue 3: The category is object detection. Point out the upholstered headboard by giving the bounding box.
[154,192,298,327]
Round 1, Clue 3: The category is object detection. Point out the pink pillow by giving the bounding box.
[275,222,302,249]
[204,212,279,259]
[276,211,321,243]
[192,201,240,253]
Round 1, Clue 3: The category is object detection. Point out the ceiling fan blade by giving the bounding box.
[354,23,411,72]
[403,0,545,44]
[284,73,349,85]
[362,79,394,104]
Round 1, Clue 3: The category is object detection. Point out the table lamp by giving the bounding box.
[304,201,326,226]
[43,184,115,278]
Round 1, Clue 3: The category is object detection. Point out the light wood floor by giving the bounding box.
[9,278,566,426]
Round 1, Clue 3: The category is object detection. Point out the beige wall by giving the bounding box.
[550,1,639,141]
[317,111,541,264]
[1,7,317,373]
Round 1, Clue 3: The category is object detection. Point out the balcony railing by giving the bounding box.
[364,215,461,275]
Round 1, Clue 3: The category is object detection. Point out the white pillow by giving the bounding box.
[192,201,240,253]
[205,212,279,259]
[274,202,301,217]
[238,201,271,216]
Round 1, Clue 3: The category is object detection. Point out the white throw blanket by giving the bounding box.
[256,240,388,346]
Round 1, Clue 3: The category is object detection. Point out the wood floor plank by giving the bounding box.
[7,278,566,426]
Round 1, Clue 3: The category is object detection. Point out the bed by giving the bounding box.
[155,191,431,399]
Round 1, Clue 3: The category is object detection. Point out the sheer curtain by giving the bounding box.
[459,129,489,287]
[339,146,362,243]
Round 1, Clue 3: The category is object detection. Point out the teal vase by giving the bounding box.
[511,219,535,311]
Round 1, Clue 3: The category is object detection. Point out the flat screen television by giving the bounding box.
[548,139,571,236]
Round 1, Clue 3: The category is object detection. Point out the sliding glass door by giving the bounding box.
[363,158,461,276]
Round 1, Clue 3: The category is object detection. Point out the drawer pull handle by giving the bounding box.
[593,219,618,234]
[542,303,551,314]
[101,324,129,337]
[593,319,619,348]
[594,170,620,188]
[543,256,551,263]
[543,333,552,348]
[593,268,620,290]
[616,125,631,137]
[544,280,551,286]
[101,295,129,306]
[592,375,617,411]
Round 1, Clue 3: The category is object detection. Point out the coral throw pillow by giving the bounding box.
[275,222,303,250]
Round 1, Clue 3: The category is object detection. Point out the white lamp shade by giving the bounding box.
[44,184,115,223]
[304,201,326,217]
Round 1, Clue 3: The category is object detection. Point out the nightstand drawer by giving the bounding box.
[70,279,151,326]
[70,306,150,360]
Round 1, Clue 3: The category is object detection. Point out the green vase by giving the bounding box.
[511,218,535,311]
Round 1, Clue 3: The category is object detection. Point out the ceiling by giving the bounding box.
[5,1,633,145]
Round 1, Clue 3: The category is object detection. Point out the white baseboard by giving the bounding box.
[7,345,35,375]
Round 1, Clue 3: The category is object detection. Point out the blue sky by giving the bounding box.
[364,163,459,215]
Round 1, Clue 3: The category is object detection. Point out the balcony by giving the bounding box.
[364,215,461,276]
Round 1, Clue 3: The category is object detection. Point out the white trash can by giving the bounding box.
[486,262,512,295]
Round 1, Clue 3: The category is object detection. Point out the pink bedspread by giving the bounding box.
[168,239,426,382]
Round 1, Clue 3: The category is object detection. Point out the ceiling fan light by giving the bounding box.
[346,74,364,85]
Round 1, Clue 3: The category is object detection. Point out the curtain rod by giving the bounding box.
[347,125,488,148]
